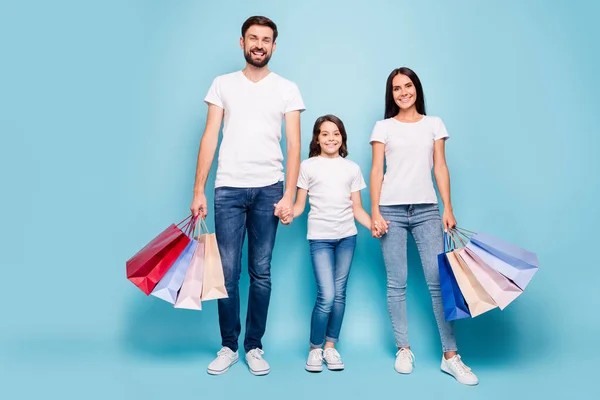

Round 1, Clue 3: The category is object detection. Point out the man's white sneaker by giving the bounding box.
[305,348,324,372]
[441,354,479,385]
[323,348,344,371]
[394,348,415,374]
[207,347,238,375]
[246,348,270,376]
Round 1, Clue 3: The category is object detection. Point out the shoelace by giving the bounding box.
[396,348,415,365]
[309,349,323,362]
[217,348,232,358]
[450,355,472,375]
[248,348,264,360]
[323,348,341,363]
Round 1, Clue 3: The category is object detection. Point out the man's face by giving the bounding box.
[240,25,276,68]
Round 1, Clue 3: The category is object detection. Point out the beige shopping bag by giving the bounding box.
[446,248,497,317]
[197,219,228,301]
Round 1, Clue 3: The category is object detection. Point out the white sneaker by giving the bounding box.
[441,354,479,385]
[207,347,238,375]
[394,348,415,374]
[246,348,270,376]
[305,348,324,372]
[323,348,344,371]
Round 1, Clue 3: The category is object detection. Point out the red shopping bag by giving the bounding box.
[126,216,194,295]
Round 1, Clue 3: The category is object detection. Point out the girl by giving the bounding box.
[369,67,479,385]
[278,114,383,372]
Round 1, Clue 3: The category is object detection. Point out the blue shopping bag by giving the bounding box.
[151,239,198,304]
[459,228,539,290]
[438,232,471,321]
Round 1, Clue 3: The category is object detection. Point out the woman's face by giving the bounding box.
[392,73,417,111]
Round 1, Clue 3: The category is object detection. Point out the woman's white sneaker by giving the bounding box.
[207,347,238,375]
[394,348,415,374]
[441,354,479,385]
[323,348,344,370]
[305,348,324,372]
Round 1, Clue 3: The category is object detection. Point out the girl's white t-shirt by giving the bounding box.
[297,156,366,240]
[369,116,449,205]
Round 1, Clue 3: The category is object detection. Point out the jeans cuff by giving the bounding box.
[310,341,324,349]
[442,347,458,353]
[325,336,339,344]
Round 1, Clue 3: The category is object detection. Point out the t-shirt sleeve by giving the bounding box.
[297,161,310,190]
[434,117,450,141]
[204,76,223,109]
[351,164,367,192]
[369,121,386,144]
[284,83,306,114]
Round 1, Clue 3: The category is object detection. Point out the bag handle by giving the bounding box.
[198,218,210,235]
[448,229,464,250]
[454,226,476,236]
[185,216,199,237]
[176,214,193,228]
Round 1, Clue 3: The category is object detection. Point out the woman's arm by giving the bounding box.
[370,142,389,236]
[433,138,457,231]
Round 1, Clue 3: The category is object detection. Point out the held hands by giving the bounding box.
[371,213,390,238]
[274,195,294,225]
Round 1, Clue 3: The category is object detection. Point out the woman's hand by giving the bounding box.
[442,208,457,232]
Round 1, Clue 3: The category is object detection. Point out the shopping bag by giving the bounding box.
[175,222,205,310]
[150,218,199,303]
[438,232,471,321]
[126,216,192,295]
[458,246,523,310]
[197,219,228,301]
[446,232,497,317]
[457,227,538,290]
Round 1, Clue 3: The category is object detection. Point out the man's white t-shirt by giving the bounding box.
[369,116,449,205]
[297,156,366,240]
[204,71,305,188]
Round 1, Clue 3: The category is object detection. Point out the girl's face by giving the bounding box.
[392,73,417,111]
[317,121,342,157]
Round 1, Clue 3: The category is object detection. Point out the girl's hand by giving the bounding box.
[442,208,457,232]
[275,205,293,225]
[372,213,390,238]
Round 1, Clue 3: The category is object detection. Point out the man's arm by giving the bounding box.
[190,104,224,218]
[274,110,301,219]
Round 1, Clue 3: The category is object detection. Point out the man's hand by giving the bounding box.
[190,192,208,218]
[274,194,294,225]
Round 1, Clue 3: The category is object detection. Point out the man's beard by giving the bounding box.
[244,47,271,68]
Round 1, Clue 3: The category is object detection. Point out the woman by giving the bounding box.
[370,67,478,385]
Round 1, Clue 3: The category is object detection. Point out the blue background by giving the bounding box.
[1,0,598,398]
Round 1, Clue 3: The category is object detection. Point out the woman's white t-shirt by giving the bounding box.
[297,156,366,240]
[369,116,449,205]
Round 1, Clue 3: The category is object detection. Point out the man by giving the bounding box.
[190,16,304,376]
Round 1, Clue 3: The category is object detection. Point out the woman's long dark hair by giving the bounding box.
[384,67,426,119]
[308,114,349,158]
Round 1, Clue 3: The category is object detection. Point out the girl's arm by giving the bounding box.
[292,188,308,218]
[279,187,308,224]
[351,191,372,231]
[433,139,456,231]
